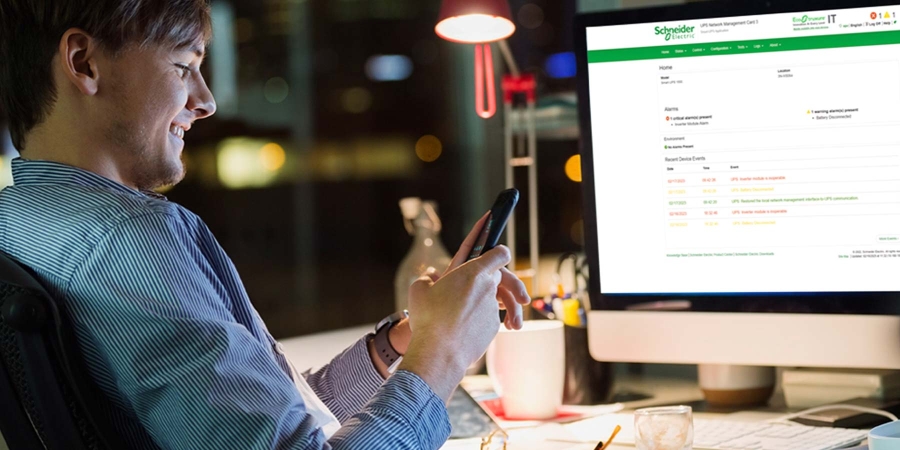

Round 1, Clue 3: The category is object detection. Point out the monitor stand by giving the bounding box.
[698,364,776,408]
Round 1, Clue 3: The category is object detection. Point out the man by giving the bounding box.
[0,1,530,449]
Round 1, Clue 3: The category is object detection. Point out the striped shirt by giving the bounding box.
[0,157,451,449]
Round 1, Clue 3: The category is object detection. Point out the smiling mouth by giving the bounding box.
[170,124,186,139]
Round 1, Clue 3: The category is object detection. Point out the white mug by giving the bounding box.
[870,421,900,449]
[486,320,565,420]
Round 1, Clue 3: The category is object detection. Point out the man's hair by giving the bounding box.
[0,0,212,151]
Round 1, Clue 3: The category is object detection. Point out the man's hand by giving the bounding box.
[397,212,530,403]
[420,212,530,331]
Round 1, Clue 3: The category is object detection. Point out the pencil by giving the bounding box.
[595,425,622,450]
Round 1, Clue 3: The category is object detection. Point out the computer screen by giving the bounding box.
[580,3,900,295]
[576,0,900,368]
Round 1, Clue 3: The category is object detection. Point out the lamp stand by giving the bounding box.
[499,49,539,296]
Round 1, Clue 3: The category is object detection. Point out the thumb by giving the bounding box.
[470,245,512,273]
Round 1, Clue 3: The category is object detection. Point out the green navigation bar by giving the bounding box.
[588,30,900,63]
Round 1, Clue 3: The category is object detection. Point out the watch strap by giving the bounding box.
[373,323,401,368]
[373,310,407,368]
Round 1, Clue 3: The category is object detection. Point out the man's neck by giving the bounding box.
[23,122,132,189]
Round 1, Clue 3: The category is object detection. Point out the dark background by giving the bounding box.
[0,0,684,339]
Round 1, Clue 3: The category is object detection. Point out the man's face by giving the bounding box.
[98,41,216,191]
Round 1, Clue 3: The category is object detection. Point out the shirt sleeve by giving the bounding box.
[65,212,451,450]
[302,336,386,423]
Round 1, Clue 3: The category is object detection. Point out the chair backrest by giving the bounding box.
[0,251,121,450]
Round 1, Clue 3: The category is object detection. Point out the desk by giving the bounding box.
[279,328,780,449]
[448,375,782,449]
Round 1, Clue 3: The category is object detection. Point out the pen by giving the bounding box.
[595,425,621,450]
[530,299,555,320]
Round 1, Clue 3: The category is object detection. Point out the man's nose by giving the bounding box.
[188,76,217,120]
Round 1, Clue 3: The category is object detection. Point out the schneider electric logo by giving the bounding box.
[792,14,826,23]
[654,24,695,41]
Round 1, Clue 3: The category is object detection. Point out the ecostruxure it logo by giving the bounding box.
[654,24,696,41]
[792,14,826,24]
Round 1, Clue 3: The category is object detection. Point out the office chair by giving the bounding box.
[0,251,122,450]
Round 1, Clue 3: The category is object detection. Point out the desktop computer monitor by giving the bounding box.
[575,0,900,369]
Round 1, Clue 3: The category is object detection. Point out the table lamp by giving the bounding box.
[435,0,516,118]
[434,0,540,296]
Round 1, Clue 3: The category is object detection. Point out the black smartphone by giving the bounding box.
[467,188,519,261]
[467,188,519,322]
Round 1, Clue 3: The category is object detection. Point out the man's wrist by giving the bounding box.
[370,311,410,378]
[388,318,411,355]
[397,342,467,404]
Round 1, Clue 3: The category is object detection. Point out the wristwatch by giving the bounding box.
[372,310,408,371]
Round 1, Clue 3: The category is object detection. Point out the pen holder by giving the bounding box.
[563,323,613,405]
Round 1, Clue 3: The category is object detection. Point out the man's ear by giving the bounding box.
[58,28,100,96]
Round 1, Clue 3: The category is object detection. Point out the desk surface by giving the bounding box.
[280,327,782,449]
[451,375,782,449]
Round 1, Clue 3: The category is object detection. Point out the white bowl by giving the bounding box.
[870,421,900,449]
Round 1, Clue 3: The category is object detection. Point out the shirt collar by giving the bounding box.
[10,157,168,200]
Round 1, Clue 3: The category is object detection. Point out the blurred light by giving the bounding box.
[435,14,515,43]
[435,0,515,43]
[313,143,352,180]
[341,87,373,113]
[351,137,418,179]
[415,135,443,162]
[517,4,544,29]
[545,52,576,79]
[264,77,289,103]
[310,137,418,181]
[365,55,414,82]
[571,219,585,246]
[565,154,582,182]
[210,2,238,118]
[260,143,286,171]
[424,238,434,247]
[216,137,280,189]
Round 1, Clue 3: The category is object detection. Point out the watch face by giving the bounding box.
[377,310,408,331]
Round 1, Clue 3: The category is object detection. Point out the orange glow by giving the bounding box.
[435,14,515,44]
[260,143,286,171]
[415,135,443,162]
[565,154,582,182]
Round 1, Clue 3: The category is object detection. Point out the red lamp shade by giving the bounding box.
[435,0,515,44]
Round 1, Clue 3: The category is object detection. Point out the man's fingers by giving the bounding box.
[500,267,530,305]
[497,286,523,330]
[470,245,512,274]
[446,211,491,273]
